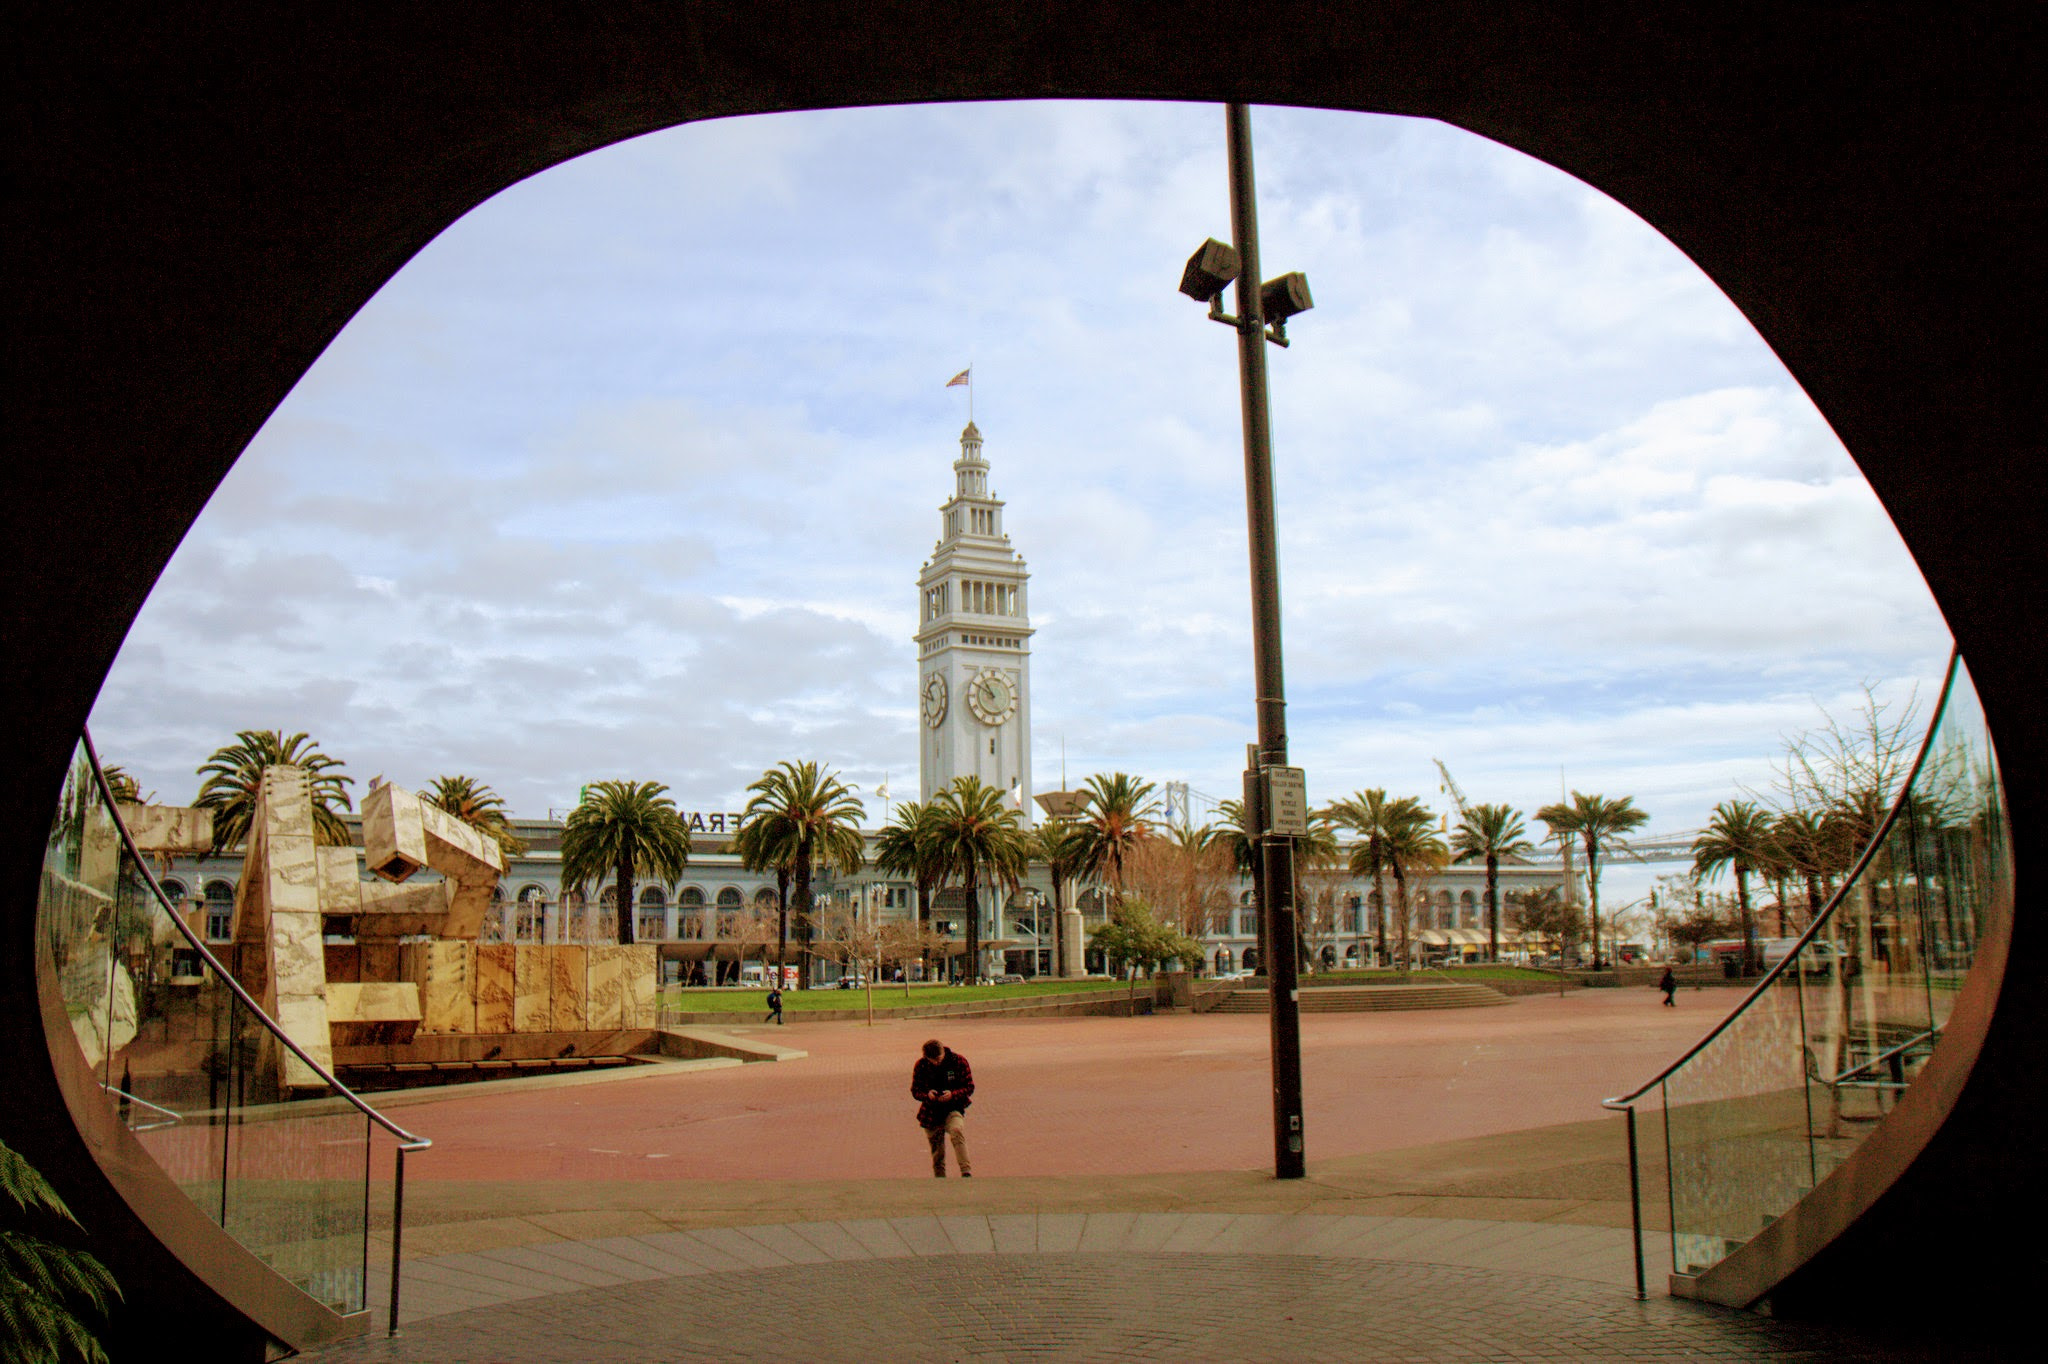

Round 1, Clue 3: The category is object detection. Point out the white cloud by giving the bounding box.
[89,101,1950,847]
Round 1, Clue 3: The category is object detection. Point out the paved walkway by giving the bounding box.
[322,1210,1980,1362]
[304,999,2002,1360]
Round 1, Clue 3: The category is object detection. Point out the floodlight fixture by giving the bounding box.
[1260,272,1313,324]
[1178,237,1241,303]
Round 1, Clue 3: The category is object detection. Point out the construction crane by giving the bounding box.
[1433,759,1472,823]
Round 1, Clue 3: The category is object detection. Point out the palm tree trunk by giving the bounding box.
[1738,869,1757,975]
[1391,864,1410,974]
[964,861,981,985]
[776,866,790,985]
[1485,855,1500,963]
[916,876,933,979]
[1584,836,1603,969]
[1373,870,1388,966]
[795,840,813,990]
[615,835,636,946]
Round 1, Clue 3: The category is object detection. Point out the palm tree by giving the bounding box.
[924,776,1028,983]
[741,761,866,988]
[1693,800,1775,974]
[1328,788,1394,966]
[1030,815,1088,974]
[731,810,797,979]
[1770,808,1836,928]
[874,800,946,977]
[193,729,354,853]
[559,780,691,945]
[100,765,143,804]
[1380,796,1447,973]
[1071,772,1159,900]
[1535,791,1649,970]
[423,774,527,856]
[1451,804,1533,963]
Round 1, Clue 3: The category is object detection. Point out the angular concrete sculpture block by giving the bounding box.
[273,995,335,1093]
[326,982,421,1046]
[363,781,429,883]
[355,878,455,939]
[474,944,516,1033]
[410,941,475,1034]
[315,845,363,916]
[118,804,215,858]
[512,946,552,1032]
[418,801,506,883]
[550,946,587,1031]
[586,944,657,1029]
[442,881,497,942]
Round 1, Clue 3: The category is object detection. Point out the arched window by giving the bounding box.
[637,886,666,941]
[1459,890,1477,926]
[716,887,743,908]
[516,885,546,941]
[679,886,706,906]
[753,887,778,907]
[1215,947,1234,974]
[203,880,234,941]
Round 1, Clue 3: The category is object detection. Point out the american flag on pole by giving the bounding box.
[946,367,971,388]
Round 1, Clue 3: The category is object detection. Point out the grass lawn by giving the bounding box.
[658,978,1133,1012]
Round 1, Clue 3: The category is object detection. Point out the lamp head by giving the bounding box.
[1260,272,1313,324]
[1178,238,1241,303]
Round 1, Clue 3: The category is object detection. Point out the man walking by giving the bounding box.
[911,1038,974,1177]
[765,984,784,1025]
[1658,967,1678,1007]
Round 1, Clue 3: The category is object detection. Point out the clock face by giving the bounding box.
[966,667,1017,726]
[922,672,948,728]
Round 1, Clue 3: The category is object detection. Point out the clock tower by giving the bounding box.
[917,422,1033,821]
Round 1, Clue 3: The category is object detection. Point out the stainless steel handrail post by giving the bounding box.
[1603,1097,1647,1300]
[1624,1104,1646,1300]
[388,1140,428,1336]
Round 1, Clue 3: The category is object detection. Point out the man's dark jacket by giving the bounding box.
[911,1049,974,1130]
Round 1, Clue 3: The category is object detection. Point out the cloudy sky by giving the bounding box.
[90,100,1951,902]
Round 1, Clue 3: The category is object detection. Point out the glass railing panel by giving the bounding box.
[1651,653,2013,1280]
[217,1057,371,1315]
[1664,964,1812,1275]
[36,739,381,1316]
[41,746,127,1086]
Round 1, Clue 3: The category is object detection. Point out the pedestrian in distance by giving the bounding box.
[765,985,784,1025]
[1658,967,1677,1007]
[911,1038,974,1177]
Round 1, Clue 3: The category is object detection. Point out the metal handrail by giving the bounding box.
[103,1082,183,1132]
[1602,646,1961,1110]
[1598,645,1962,1300]
[1828,1027,1939,1086]
[78,728,428,1336]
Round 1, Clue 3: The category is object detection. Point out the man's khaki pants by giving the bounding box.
[925,1112,970,1176]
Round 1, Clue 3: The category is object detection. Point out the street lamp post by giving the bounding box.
[1179,103,1315,1180]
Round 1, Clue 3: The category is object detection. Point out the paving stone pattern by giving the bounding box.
[320,1214,1989,1363]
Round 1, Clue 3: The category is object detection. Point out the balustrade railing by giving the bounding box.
[1604,649,2009,1289]
[39,733,428,1335]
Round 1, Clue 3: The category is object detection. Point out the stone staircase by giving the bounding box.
[1204,983,1511,1014]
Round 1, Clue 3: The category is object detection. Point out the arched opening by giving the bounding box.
[12,21,2031,1351]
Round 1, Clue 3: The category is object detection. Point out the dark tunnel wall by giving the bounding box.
[6,4,2041,1347]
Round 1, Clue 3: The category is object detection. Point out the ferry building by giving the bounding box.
[157,424,1568,980]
